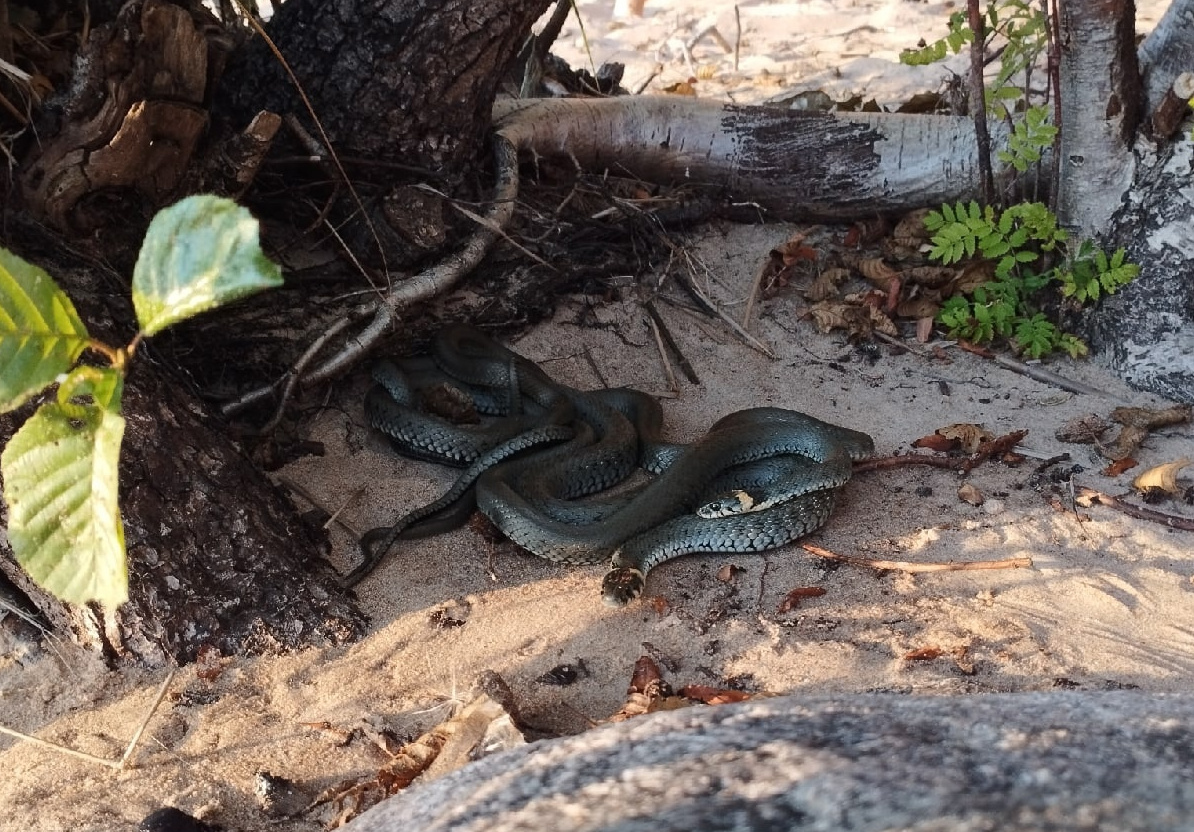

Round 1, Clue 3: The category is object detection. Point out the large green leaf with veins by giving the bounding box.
[0,247,90,412]
[2,400,128,606]
[132,195,283,336]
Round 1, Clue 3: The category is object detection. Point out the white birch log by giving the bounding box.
[494,97,1017,221]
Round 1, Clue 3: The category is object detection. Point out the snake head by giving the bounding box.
[601,567,645,607]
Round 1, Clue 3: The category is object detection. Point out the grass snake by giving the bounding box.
[346,325,873,605]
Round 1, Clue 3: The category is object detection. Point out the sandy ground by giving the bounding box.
[1,2,1188,831]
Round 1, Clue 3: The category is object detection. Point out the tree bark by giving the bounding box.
[1138,0,1194,113]
[222,0,551,173]
[1070,0,1194,403]
[217,0,553,265]
[1056,0,1142,239]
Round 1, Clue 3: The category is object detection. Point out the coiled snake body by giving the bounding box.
[348,325,873,605]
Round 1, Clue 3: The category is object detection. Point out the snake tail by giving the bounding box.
[601,568,646,607]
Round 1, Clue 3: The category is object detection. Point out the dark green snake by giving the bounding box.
[346,325,873,605]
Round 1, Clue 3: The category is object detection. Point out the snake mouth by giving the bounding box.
[601,567,646,607]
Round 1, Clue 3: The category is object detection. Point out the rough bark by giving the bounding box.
[0,245,366,667]
[216,0,553,265]
[20,0,232,237]
[222,0,550,172]
[1091,134,1194,402]
[1138,0,1194,113]
[1056,0,1142,239]
[1071,0,1194,403]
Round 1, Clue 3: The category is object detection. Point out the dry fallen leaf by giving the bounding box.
[1105,405,1193,460]
[915,316,935,343]
[804,266,851,301]
[895,298,941,319]
[865,304,900,336]
[1056,414,1113,444]
[716,563,744,583]
[607,656,675,722]
[1133,458,1191,494]
[952,646,976,675]
[947,259,997,295]
[772,230,818,265]
[777,586,827,613]
[904,646,944,661]
[902,265,957,288]
[312,691,522,827]
[957,482,984,506]
[891,208,934,244]
[661,79,698,95]
[843,216,890,247]
[807,300,865,333]
[938,423,995,454]
[679,685,754,705]
[855,257,899,285]
[912,432,960,452]
[1102,457,1138,477]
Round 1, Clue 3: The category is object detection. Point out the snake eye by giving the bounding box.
[697,490,754,519]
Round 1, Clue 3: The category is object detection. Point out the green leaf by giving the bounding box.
[0,247,91,412]
[58,365,125,412]
[1,401,127,606]
[132,195,283,337]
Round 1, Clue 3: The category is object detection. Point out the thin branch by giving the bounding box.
[643,301,700,384]
[645,310,679,393]
[220,135,520,419]
[1076,487,1194,531]
[671,268,775,358]
[230,0,387,274]
[1046,0,1063,215]
[258,316,353,433]
[852,454,968,474]
[0,669,175,771]
[118,670,176,770]
[802,543,1032,572]
[967,0,996,204]
[990,353,1126,400]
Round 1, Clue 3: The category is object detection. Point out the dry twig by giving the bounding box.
[1076,487,1194,531]
[802,543,1032,572]
[0,670,175,771]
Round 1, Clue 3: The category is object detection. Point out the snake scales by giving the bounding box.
[345,325,873,605]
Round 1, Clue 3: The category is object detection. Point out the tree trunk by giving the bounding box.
[1070,0,1194,402]
[1056,1,1142,239]
[217,0,553,265]
[1138,0,1194,112]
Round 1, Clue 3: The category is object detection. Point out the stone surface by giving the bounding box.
[345,691,1194,832]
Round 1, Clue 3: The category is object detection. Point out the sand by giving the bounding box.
[1,2,1188,830]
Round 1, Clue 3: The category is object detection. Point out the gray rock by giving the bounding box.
[343,691,1194,832]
